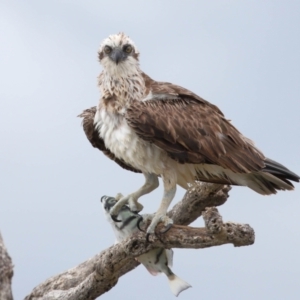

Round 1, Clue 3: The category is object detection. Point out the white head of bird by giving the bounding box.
[98,32,140,78]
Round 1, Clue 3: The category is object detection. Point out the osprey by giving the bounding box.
[79,33,299,235]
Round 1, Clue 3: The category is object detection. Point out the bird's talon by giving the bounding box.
[115,193,124,201]
[160,223,173,234]
[146,233,151,243]
[111,215,122,222]
[137,217,145,232]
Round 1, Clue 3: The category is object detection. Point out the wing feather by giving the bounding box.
[78,107,142,173]
[126,75,265,173]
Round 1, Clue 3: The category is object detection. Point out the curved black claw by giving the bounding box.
[160,223,173,234]
[146,233,151,243]
[145,224,173,243]
[137,216,145,232]
[111,215,122,223]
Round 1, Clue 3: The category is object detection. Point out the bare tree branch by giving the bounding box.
[0,232,14,300]
[25,183,254,300]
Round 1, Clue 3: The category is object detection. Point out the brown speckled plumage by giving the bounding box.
[128,73,265,173]
[79,33,299,200]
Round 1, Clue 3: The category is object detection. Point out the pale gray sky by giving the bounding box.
[1,1,300,299]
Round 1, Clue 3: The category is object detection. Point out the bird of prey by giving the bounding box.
[79,32,299,236]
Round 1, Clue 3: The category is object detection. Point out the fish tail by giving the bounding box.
[168,274,192,297]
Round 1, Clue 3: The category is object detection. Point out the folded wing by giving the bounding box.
[78,107,141,173]
[126,78,265,174]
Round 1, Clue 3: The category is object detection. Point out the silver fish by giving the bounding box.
[101,195,192,296]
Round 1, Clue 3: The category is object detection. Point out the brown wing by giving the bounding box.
[126,75,265,173]
[78,107,141,173]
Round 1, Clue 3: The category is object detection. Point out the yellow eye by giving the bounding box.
[104,46,112,54]
[124,45,132,53]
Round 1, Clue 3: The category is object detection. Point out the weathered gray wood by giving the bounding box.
[25,183,254,300]
[0,232,14,300]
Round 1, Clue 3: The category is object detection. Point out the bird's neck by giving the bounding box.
[98,63,146,106]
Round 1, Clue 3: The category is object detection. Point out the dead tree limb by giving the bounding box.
[25,183,254,300]
[0,232,14,300]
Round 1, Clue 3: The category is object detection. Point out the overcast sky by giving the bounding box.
[1,1,300,299]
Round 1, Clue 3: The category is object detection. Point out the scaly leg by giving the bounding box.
[146,171,177,237]
[110,173,159,219]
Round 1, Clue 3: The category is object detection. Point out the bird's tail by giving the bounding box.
[194,157,299,195]
[245,158,300,195]
[263,158,300,184]
[168,274,192,297]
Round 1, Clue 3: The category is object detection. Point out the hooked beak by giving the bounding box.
[110,48,126,65]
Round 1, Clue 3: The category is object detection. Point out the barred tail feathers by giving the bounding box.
[168,274,192,297]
